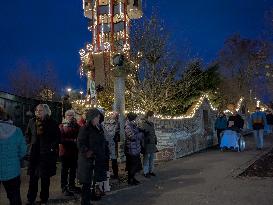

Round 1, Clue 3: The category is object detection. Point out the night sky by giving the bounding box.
[0,0,272,94]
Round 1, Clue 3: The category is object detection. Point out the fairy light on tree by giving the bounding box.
[80,0,143,108]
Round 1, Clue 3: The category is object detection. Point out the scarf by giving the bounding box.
[36,118,44,136]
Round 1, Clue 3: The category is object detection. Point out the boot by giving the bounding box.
[62,186,74,196]
[69,185,82,194]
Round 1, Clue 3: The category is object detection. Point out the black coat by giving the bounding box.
[26,117,60,177]
[228,114,244,129]
[77,124,107,184]
[266,114,273,125]
[139,119,158,154]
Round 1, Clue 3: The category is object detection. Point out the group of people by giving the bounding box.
[0,104,158,205]
[215,107,273,150]
[124,111,157,185]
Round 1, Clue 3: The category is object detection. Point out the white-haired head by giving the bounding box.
[65,109,76,117]
[35,104,51,119]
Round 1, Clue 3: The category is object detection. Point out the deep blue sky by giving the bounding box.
[0,0,272,93]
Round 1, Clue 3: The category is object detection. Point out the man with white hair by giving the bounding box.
[59,109,80,196]
[26,104,60,205]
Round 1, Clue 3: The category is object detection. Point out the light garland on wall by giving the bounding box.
[72,93,218,120]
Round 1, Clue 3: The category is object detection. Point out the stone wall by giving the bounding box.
[154,99,217,161]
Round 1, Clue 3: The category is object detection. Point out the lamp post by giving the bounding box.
[112,54,127,162]
[67,88,72,96]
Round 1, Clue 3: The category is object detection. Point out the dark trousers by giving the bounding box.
[27,175,50,203]
[81,183,92,205]
[0,176,22,205]
[61,157,77,189]
[217,129,225,145]
[126,155,141,182]
[111,159,119,178]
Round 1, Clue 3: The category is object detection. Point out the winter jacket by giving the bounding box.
[59,120,80,158]
[266,113,273,125]
[228,114,244,129]
[25,117,60,177]
[125,120,143,156]
[103,119,119,159]
[139,119,157,154]
[250,111,267,130]
[0,121,27,181]
[77,124,106,183]
[214,116,228,130]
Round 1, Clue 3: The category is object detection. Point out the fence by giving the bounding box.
[0,91,62,132]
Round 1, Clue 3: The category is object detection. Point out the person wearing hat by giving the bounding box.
[77,108,106,205]
[250,107,267,150]
[0,106,27,205]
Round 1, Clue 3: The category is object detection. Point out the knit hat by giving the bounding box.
[86,108,101,123]
[127,112,137,122]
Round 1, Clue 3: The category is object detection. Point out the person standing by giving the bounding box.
[139,111,157,178]
[59,110,80,196]
[95,109,109,195]
[266,110,273,134]
[214,112,228,146]
[77,108,104,205]
[125,112,143,185]
[25,104,60,205]
[0,106,27,205]
[103,112,120,179]
[250,107,267,150]
[228,112,244,130]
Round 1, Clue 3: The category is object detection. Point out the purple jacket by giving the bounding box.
[125,121,143,156]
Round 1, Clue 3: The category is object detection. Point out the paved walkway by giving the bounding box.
[101,135,273,205]
[1,134,273,205]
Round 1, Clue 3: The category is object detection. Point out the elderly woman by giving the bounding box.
[25,104,60,205]
[104,112,120,179]
[125,112,143,185]
[59,109,80,196]
[0,106,27,205]
[77,108,106,205]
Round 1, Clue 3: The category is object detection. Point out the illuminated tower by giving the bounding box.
[79,0,142,98]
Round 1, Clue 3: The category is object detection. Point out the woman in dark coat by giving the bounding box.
[77,108,106,205]
[125,112,143,185]
[25,104,60,205]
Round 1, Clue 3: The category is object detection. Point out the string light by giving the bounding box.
[235,97,244,112]
[86,43,93,51]
[79,0,143,97]
[73,94,217,120]
[79,49,86,56]
[257,100,260,107]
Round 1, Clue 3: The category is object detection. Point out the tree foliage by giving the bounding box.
[161,60,221,115]
[124,13,220,115]
[8,62,61,101]
[126,14,178,113]
[217,34,273,108]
